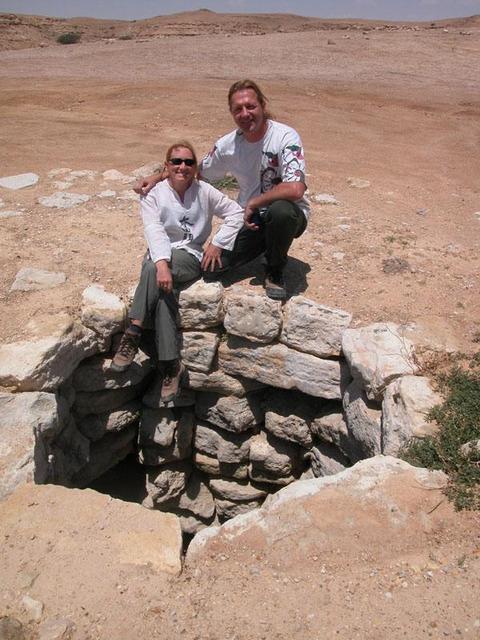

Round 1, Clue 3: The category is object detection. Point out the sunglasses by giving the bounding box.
[168,158,196,166]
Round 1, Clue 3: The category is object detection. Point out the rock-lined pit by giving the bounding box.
[0,280,442,537]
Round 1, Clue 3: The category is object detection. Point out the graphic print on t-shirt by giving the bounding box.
[179,215,194,242]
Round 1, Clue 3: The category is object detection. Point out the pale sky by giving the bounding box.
[1,0,479,21]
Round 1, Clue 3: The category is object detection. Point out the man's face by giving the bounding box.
[229,88,266,139]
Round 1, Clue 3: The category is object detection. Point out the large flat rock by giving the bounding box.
[0,483,183,581]
[187,456,448,563]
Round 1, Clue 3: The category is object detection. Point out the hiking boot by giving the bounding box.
[264,270,287,300]
[111,329,141,372]
[160,360,185,403]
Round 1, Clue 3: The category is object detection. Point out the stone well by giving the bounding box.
[0,281,442,537]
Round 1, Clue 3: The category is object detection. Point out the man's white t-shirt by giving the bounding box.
[200,120,310,220]
[141,179,244,263]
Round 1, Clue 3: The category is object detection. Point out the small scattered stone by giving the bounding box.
[117,190,138,201]
[97,190,117,198]
[0,210,23,219]
[10,268,66,292]
[382,257,411,274]
[416,208,428,216]
[53,181,73,190]
[312,193,339,205]
[38,192,91,209]
[0,616,27,640]
[347,177,370,189]
[21,595,44,621]
[0,173,39,190]
[37,617,75,640]
[332,252,345,261]
[47,168,71,178]
[102,169,133,183]
[68,170,97,180]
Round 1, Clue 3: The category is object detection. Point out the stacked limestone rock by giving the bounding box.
[0,280,442,537]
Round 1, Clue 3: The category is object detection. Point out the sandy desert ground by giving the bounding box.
[0,11,479,353]
[0,10,479,640]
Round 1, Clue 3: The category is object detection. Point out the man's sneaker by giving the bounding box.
[111,329,141,372]
[160,360,185,403]
[265,270,287,300]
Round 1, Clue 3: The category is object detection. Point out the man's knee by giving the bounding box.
[266,200,299,225]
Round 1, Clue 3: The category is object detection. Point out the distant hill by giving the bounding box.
[1,9,479,51]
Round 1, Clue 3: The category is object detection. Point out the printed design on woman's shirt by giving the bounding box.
[179,215,194,242]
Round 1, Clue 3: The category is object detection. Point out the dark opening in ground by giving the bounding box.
[89,452,147,504]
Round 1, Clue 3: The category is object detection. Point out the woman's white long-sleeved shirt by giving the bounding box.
[141,179,244,263]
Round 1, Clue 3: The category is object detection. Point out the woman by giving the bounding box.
[111,141,243,403]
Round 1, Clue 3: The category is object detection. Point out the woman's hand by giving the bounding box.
[201,244,223,272]
[155,260,173,294]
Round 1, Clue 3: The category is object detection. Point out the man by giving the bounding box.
[137,79,309,300]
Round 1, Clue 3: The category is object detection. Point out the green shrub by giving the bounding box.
[211,175,239,191]
[401,358,480,510]
[57,32,81,45]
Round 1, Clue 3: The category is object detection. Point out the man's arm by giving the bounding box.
[133,166,167,195]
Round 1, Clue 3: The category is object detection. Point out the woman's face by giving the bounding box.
[166,146,196,192]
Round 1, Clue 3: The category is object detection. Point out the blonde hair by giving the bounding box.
[227,79,272,119]
[165,140,198,165]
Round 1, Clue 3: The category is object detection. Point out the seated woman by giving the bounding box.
[111,140,243,402]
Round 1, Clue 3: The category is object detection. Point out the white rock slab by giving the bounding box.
[194,421,251,465]
[342,322,418,401]
[97,189,117,198]
[10,267,66,292]
[38,192,91,209]
[224,288,282,343]
[132,161,163,177]
[382,375,442,455]
[312,193,339,205]
[77,401,141,441]
[248,431,303,485]
[209,477,268,502]
[175,472,215,520]
[305,442,350,477]
[68,170,97,180]
[118,190,138,201]
[186,367,263,397]
[347,177,370,188]
[193,451,248,480]
[181,331,219,373]
[0,316,98,392]
[139,408,194,466]
[81,284,126,339]
[343,380,382,461]
[0,483,183,576]
[0,173,39,190]
[280,296,352,357]
[186,456,447,562]
[179,280,224,329]
[146,461,192,505]
[264,390,316,447]
[0,210,23,219]
[0,391,64,498]
[214,497,263,520]
[195,392,264,433]
[47,168,72,178]
[72,351,152,392]
[218,337,350,399]
[102,169,134,183]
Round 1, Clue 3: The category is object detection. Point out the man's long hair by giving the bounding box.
[227,79,273,120]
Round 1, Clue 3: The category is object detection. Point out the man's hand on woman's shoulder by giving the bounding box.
[133,170,166,195]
